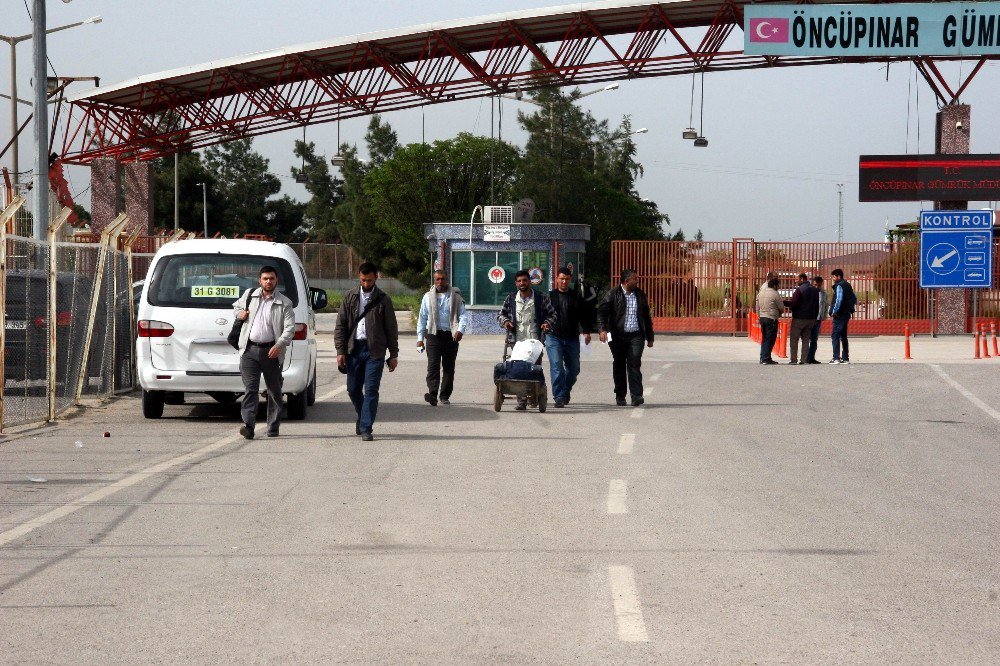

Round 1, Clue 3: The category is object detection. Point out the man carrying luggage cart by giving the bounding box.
[497,270,558,411]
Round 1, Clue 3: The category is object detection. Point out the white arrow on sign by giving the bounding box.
[931,248,959,268]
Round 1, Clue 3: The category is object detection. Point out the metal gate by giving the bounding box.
[610,239,999,335]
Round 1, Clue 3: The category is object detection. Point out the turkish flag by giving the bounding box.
[748,18,789,43]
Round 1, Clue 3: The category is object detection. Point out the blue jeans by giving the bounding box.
[831,315,851,361]
[346,340,385,434]
[759,317,778,363]
[545,335,581,402]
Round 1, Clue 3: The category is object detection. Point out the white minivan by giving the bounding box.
[135,239,327,419]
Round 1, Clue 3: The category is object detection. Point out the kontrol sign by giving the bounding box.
[859,155,1000,202]
[919,210,994,288]
[745,3,1000,56]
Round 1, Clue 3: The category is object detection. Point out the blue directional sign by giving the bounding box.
[919,211,994,288]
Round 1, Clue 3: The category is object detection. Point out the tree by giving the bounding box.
[203,138,280,236]
[265,195,307,242]
[333,116,396,256]
[513,75,666,284]
[292,139,342,241]
[363,132,520,287]
[152,151,216,233]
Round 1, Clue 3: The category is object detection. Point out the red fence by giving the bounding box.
[611,239,1000,335]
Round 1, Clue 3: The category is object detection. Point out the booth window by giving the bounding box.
[451,250,551,306]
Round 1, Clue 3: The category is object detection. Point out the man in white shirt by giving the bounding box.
[416,270,468,406]
[233,265,296,439]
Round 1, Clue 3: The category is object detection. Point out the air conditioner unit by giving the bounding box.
[483,206,513,224]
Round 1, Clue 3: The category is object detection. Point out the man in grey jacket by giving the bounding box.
[233,265,296,439]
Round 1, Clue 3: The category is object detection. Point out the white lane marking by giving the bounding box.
[608,565,650,642]
[607,480,628,514]
[930,365,1000,422]
[618,433,635,455]
[0,433,240,548]
[650,373,661,382]
[318,384,347,401]
[630,408,644,419]
[661,363,673,370]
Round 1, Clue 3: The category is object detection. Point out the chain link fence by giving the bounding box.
[2,197,139,431]
[287,243,360,280]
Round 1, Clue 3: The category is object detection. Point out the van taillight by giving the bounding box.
[32,311,74,327]
[293,323,307,340]
[138,320,174,338]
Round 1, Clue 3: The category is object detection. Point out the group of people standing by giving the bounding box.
[756,269,857,365]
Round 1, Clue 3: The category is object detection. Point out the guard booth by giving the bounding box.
[423,221,590,334]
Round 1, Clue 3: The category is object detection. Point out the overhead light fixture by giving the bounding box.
[683,72,697,139]
[330,116,345,168]
[693,69,709,148]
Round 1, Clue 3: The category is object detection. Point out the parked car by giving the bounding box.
[2,269,96,384]
[135,239,327,419]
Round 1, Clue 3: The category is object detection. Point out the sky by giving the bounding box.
[3,0,1000,242]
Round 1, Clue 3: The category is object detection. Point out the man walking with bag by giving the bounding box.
[416,269,468,406]
[546,266,595,407]
[335,262,399,441]
[233,265,296,439]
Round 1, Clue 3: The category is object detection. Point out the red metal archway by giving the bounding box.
[58,0,997,164]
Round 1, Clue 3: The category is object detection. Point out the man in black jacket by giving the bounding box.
[334,262,399,441]
[788,273,819,365]
[597,268,655,407]
[546,267,596,408]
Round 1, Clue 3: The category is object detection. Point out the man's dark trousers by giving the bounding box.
[610,331,644,400]
[240,343,283,433]
[425,330,459,401]
[807,321,821,362]
[347,339,385,434]
[831,315,851,361]
[759,317,778,363]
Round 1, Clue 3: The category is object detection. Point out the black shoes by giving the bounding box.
[355,419,361,435]
[632,397,645,407]
[788,360,798,365]
[266,429,279,438]
[616,397,627,406]
[360,432,374,441]
[424,393,438,406]
[515,400,527,411]
[807,359,822,365]
[440,398,450,405]
[239,425,254,440]
[760,359,779,365]
[553,399,566,408]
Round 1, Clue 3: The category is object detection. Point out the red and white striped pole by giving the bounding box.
[903,324,912,360]
[981,324,991,358]
[992,321,999,357]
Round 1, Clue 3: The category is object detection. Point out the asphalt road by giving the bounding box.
[1,334,998,663]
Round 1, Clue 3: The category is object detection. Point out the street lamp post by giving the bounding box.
[197,182,208,237]
[0,15,101,189]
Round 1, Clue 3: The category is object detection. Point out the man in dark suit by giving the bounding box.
[597,268,655,407]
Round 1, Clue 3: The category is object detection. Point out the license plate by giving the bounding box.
[4,320,27,330]
[191,285,240,298]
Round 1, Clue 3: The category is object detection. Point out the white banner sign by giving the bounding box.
[483,224,511,242]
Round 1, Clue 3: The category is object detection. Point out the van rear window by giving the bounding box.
[147,254,298,308]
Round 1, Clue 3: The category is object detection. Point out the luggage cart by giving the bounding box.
[493,342,547,412]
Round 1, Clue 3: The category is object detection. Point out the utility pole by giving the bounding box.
[32,0,47,240]
[837,183,844,243]
[173,154,179,230]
